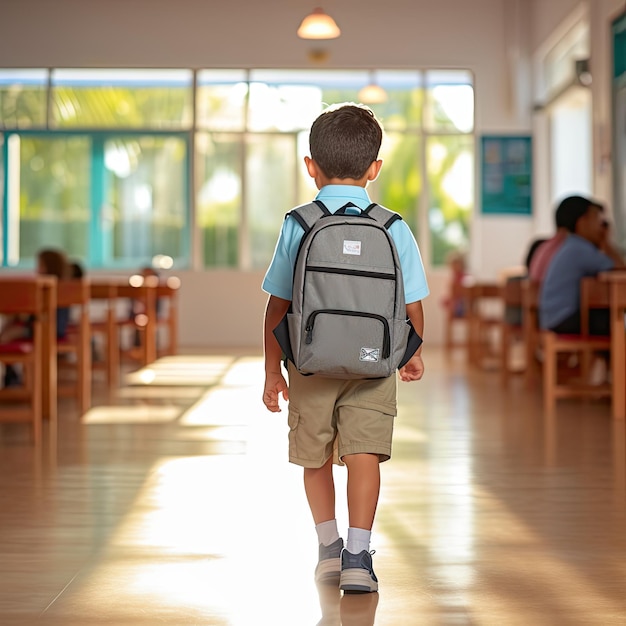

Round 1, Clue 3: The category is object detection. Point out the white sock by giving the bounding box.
[316,519,340,546]
[346,527,371,554]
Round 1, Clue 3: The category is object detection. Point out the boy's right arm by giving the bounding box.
[263,295,291,412]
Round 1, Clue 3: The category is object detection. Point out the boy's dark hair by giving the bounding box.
[555,195,603,232]
[309,103,383,179]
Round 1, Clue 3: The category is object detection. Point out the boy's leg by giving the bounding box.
[305,456,344,584]
[304,456,335,524]
[341,454,382,593]
[344,453,380,530]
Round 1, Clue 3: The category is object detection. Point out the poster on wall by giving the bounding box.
[480,135,532,215]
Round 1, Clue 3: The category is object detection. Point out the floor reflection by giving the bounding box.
[317,582,379,626]
[0,349,625,624]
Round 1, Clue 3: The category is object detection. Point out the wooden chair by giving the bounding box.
[500,277,524,383]
[521,280,541,388]
[89,282,120,390]
[117,275,158,367]
[155,276,181,357]
[542,277,611,415]
[57,279,91,414]
[466,282,503,368]
[608,277,626,419]
[0,278,46,444]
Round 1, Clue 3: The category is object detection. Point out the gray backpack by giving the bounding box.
[274,200,422,379]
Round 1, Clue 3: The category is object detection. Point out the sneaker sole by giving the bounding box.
[315,557,341,583]
[340,570,378,593]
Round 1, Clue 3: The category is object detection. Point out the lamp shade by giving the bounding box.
[297,7,341,39]
[358,81,387,104]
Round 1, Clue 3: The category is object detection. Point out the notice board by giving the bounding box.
[481,135,532,215]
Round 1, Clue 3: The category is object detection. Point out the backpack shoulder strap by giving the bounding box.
[286,200,331,235]
[363,203,403,230]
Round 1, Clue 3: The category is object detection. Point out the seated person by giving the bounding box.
[530,195,596,284]
[69,260,85,279]
[441,251,468,318]
[540,199,625,336]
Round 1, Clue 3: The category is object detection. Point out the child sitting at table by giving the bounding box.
[0,248,71,386]
[441,251,469,317]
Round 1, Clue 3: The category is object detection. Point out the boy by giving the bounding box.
[262,103,429,593]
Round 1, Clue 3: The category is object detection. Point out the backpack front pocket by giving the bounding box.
[298,309,392,378]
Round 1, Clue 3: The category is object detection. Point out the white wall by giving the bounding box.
[9,0,620,348]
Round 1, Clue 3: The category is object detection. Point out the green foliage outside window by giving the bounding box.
[0,68,474,270]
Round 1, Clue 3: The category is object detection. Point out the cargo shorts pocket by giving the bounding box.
[287,408,300,459]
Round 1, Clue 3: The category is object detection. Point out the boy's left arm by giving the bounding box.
[399,300,425,382]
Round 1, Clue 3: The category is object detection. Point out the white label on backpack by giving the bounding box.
[343,240,361,255]
[360,347,380,362]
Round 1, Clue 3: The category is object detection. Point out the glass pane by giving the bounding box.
[105,136,187,265]
[196,70,248,131]
[14,135,90,261]
[373,132,421,235]
[358,70,423,131]
[51,69,193,128]
[0,69,48,128]
[425,70,474,133]
[247,134,296,269]
[427,135,474,266]
[196,133,241,267]
[248,69,373,131]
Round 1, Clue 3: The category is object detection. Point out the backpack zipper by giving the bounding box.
[306,265,395,280]
[305,309,390,358]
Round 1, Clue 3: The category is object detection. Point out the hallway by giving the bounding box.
[0,348,624,625]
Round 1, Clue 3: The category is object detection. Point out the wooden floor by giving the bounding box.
[0,348,625,625]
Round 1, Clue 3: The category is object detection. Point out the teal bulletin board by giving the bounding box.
[481,136,532,215]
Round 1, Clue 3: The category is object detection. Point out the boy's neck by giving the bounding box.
[322,178,368,188]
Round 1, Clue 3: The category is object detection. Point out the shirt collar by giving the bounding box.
[315,185,372,208]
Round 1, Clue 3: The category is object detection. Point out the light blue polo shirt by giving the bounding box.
[540,234,615,329]
[262,185,429,304]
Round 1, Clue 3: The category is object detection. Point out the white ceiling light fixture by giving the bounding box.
[297,7,341,39]
[358,72,388,104]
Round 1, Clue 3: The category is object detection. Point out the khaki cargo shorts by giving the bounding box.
[286,363,397,468]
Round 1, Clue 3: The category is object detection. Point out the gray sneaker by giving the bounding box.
[340,549,378,593]
[315,537,343,584]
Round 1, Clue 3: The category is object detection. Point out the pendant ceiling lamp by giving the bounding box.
[358,72,388,104]
[297,7,341,39]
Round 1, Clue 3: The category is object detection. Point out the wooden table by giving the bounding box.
[464,280,503,368]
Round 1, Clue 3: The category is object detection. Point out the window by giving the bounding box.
[51,69,193,129]
[0,69,48,129]
[0,68,474,270]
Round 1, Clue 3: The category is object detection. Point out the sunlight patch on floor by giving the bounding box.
[82,405,182,424]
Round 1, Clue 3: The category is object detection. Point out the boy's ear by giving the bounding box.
[304,156,317,179]
[366,159,383,182]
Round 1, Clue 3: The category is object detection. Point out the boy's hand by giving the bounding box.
[263,372,289,412]
[398,354,424,382]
